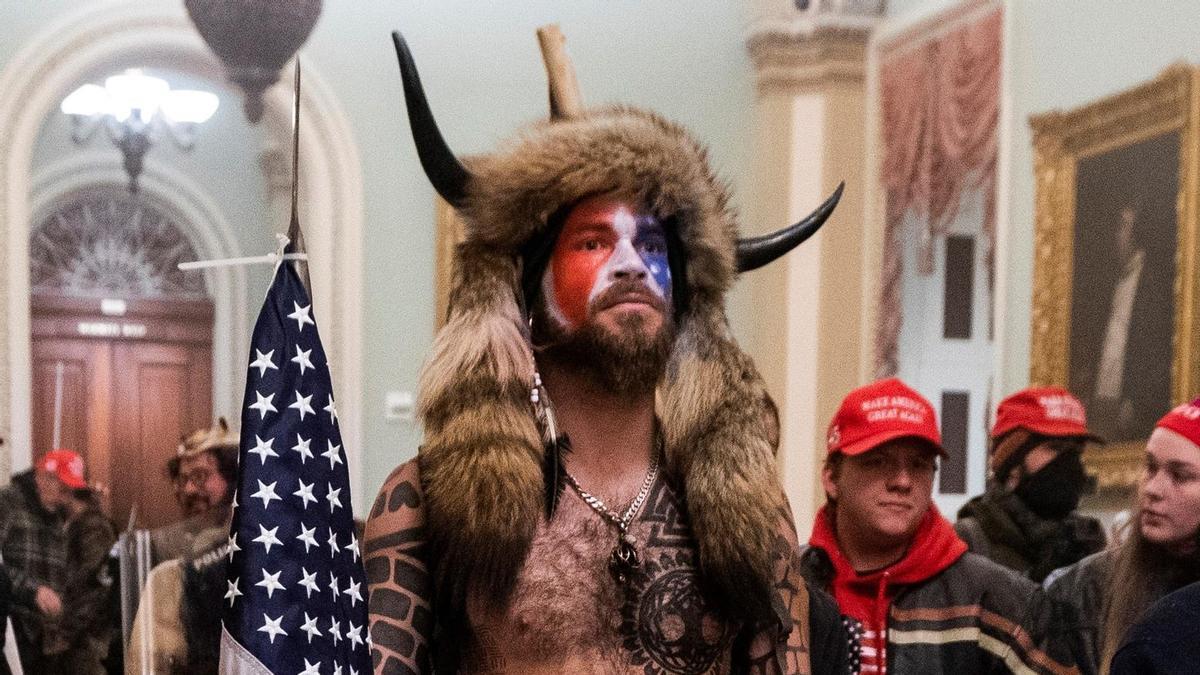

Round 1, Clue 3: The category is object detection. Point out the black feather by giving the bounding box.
[543,433,572,519]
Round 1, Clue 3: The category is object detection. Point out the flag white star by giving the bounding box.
[326,484,343,513]
[248,435,278,465]
[327,527,341,557]
[288,301,315,332]
[344,579,363,607]
[249,390,277,420]
[346,532,360,562]
[249,349,278,378]
[299,659,321,675]
[293,479,317,509]
[257,613,288,644]
[251,480,280,509]
[296,523,319,552]
[291,344,315,376]
[328,572,340,597]
[322,441,344,470]
[292,434,313,464]
[329,618,342,646]
[324,395,338,425]
[300,612,322,644]
[333,665,343,675]
[289,391,315,420]
[299,567,320,598]
[252,524,283,553]
[227,533,241,562]
[255,568,286,599]
[347,621,364,647]
[224,577,242,607]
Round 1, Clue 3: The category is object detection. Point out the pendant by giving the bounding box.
[608,532,641,584]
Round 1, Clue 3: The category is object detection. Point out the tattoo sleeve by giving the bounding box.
[746,495,814,675]
[365,460,434,675]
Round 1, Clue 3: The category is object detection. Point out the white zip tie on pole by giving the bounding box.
[177,233,307,271]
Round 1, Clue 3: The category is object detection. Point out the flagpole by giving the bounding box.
[286,60,313,295]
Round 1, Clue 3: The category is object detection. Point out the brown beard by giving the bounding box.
[534,281,674,396]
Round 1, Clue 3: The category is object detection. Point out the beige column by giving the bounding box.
[742,17,876,528]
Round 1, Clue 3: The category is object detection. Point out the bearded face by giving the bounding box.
[534,194,676,394]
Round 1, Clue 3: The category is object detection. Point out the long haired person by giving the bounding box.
[1047,397,1200,674]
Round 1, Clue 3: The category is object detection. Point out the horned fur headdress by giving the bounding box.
[394,32,842,625]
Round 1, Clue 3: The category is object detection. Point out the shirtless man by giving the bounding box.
[365,33,848,674]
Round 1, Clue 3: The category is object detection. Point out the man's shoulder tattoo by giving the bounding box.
[365,465,434,674]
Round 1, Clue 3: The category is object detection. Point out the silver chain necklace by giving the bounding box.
[563,457,659,584]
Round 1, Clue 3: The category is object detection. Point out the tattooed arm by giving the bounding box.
[366,459,435,675]
[745,498,853,675]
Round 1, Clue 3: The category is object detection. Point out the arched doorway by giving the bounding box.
[0,3,365,503]
[30,186,213,529]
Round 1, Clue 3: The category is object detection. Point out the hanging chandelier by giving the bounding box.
[185,0,322,123]
[61,69,219,193]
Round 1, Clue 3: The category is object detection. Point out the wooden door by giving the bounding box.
[31,295,213,530]
[110,342,211,529]
[31,339,113,511]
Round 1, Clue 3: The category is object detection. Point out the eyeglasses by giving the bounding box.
[176,468,213,489]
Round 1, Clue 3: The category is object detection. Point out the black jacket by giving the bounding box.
[800,546,1078,674]
[1110,580,1200,674]
[1046,549,1200,675]
[955,489,1106,583]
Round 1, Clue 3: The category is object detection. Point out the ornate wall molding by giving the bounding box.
[0,1,364,495]
[747,25,872,93]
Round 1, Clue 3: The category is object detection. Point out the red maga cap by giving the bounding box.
[36,449,86,489]
[826,378,944,457]
[991,386,1102,441]
[1155,397,1200,449]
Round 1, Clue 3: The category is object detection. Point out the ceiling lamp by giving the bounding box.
[184,0,322,123]
[62,69,220,193]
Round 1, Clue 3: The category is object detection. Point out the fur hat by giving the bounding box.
[177,417,239,459]
[393,33,840,626]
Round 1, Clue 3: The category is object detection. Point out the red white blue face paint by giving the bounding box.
[543,195,672,329]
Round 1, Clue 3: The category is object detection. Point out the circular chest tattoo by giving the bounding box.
[621,550,731,674]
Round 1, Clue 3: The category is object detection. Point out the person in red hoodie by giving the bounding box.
[800,378,1079,674]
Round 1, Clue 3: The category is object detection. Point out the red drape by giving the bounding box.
[875,8,1001,377]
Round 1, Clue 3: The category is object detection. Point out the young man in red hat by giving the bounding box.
[800,378,1077,674]
[956,387,1107,582]
[0,449,84,671]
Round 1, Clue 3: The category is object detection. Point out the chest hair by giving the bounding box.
[468,480,737,673]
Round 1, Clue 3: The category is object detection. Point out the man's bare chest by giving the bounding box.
[467,480,737,674]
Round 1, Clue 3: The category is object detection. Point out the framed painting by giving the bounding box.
[1030,64,1200,489]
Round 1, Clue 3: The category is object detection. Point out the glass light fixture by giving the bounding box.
[61,69,220,192]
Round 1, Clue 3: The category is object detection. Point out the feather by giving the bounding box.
[543,433,571,519]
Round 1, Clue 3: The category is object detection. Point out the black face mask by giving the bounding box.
[1014,450,1090,520]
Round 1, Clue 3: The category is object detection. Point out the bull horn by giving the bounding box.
[736,182,844,272]
[392,31,472,208]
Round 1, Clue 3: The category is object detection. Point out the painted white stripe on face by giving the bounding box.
[585,206,665,306]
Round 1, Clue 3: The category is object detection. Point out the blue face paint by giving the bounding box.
[635,216,672,305]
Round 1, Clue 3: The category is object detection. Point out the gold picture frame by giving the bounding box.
[1030,64,1200,489]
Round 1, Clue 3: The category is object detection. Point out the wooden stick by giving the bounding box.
[536,24,583,118]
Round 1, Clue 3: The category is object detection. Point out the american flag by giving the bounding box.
[220,259,372,675]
